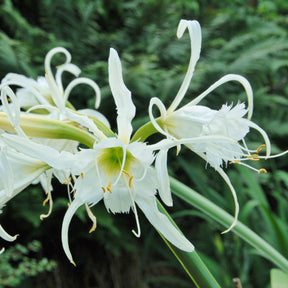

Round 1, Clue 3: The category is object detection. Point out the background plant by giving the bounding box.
[0,0,288,287]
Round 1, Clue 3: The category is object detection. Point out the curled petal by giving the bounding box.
[61,199,83,265]
[55,63,81,94]
[187,74,254,119]
[64,78,101,109]
[136,196,194,252]
[216,168,239,233]
[245,120,271,157]
[168,20,202,113]
[0,86,27,138]
[1,73,50,105]
[0,224,18,242]
[108,48,135,144]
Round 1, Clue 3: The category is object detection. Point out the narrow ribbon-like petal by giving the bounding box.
[108,48,135,144]
[136,195,194,252]
[168,20,202,113]
[155,149,173,206]
[0,224,18,242]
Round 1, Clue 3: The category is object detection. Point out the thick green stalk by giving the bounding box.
[157,200,221,288]
[131,119,160,142]
[0,112,96,148]
[170,177,288,273]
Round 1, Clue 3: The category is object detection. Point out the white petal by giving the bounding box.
[108,48,135,144]
[61,199,83,265]
[186,74,254,120]
[136,195,194,252]
[77,109,111,128]
[63,77,101,109]
[1,133,75,171]
[0,224,18,242]
[0,147,14,196]
[155,149,172,206]
[168,20,202,113]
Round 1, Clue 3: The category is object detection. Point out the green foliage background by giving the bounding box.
[0,0,288,287]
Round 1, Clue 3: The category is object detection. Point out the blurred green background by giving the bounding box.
[1,0,288,287]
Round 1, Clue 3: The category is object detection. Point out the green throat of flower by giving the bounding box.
[97,147,135,177]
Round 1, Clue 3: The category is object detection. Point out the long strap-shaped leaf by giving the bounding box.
[170,177,288,273]
[157,200,221,288]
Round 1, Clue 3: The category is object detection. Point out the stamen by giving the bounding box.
[258,168,267,174]
[247,154,260,161]
[101,186,106,193]
[256,144,266,153]
[107,181,113,193]
[85,203,97,233]
[129,176,134,188]
[40,190,53,220]
[64,177,71,185]
[81,172,84,179]
[122,170,134,188]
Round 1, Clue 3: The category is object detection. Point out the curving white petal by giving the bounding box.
[0,224,18,242]
[186,74,254,119]
[55,63,81,94]
[108,48,135,144]
[168,20,202,113]
[136,195,194,252]
[1,133,75,171]
[0,147,14,197]
[77,109,111,128]
[155,149,172,206]
[63,78,101,109]
[61,199,83,265]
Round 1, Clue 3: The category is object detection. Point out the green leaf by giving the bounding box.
[271,269,288,288]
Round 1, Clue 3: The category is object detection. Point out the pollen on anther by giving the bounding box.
[129,176,134,188]
[101,186,106,193]
[107,181,112,193]
[258,168,267,174]
[81,172,84,179]
[257,144,266,153]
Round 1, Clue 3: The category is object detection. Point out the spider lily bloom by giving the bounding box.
[1,47,109,139]
[0,142,50,240]
[148,19,272,232]
[61,48,194,265]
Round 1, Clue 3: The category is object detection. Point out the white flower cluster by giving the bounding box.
[0,20,276,264]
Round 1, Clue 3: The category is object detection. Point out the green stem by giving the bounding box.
[0,112,96,148]
[131,119,160,142]
[170,177,288,273]
[157,200,221,288]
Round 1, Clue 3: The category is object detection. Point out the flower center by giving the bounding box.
[97,146,135,177]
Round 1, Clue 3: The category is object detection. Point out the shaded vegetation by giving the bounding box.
[0,0,288,287]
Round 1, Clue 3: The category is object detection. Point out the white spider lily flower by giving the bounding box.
[61,48,194,265]
[0,143,50,240]
[148,19,272,233]
[1,47,108,140]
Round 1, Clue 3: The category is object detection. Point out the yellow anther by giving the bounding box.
[101,186,106,193]
[122,170,132,177]
[258,168,267,174]
[85,203,97,234]
[123,170,133,188]
[230,160,240,165]
[64,177,71,185]
[107,181,112,193]
[43,197,49,206]
[81,172,84,179]
[257,144,266,153]
[129,176,134,188]
[247,154,260,161]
